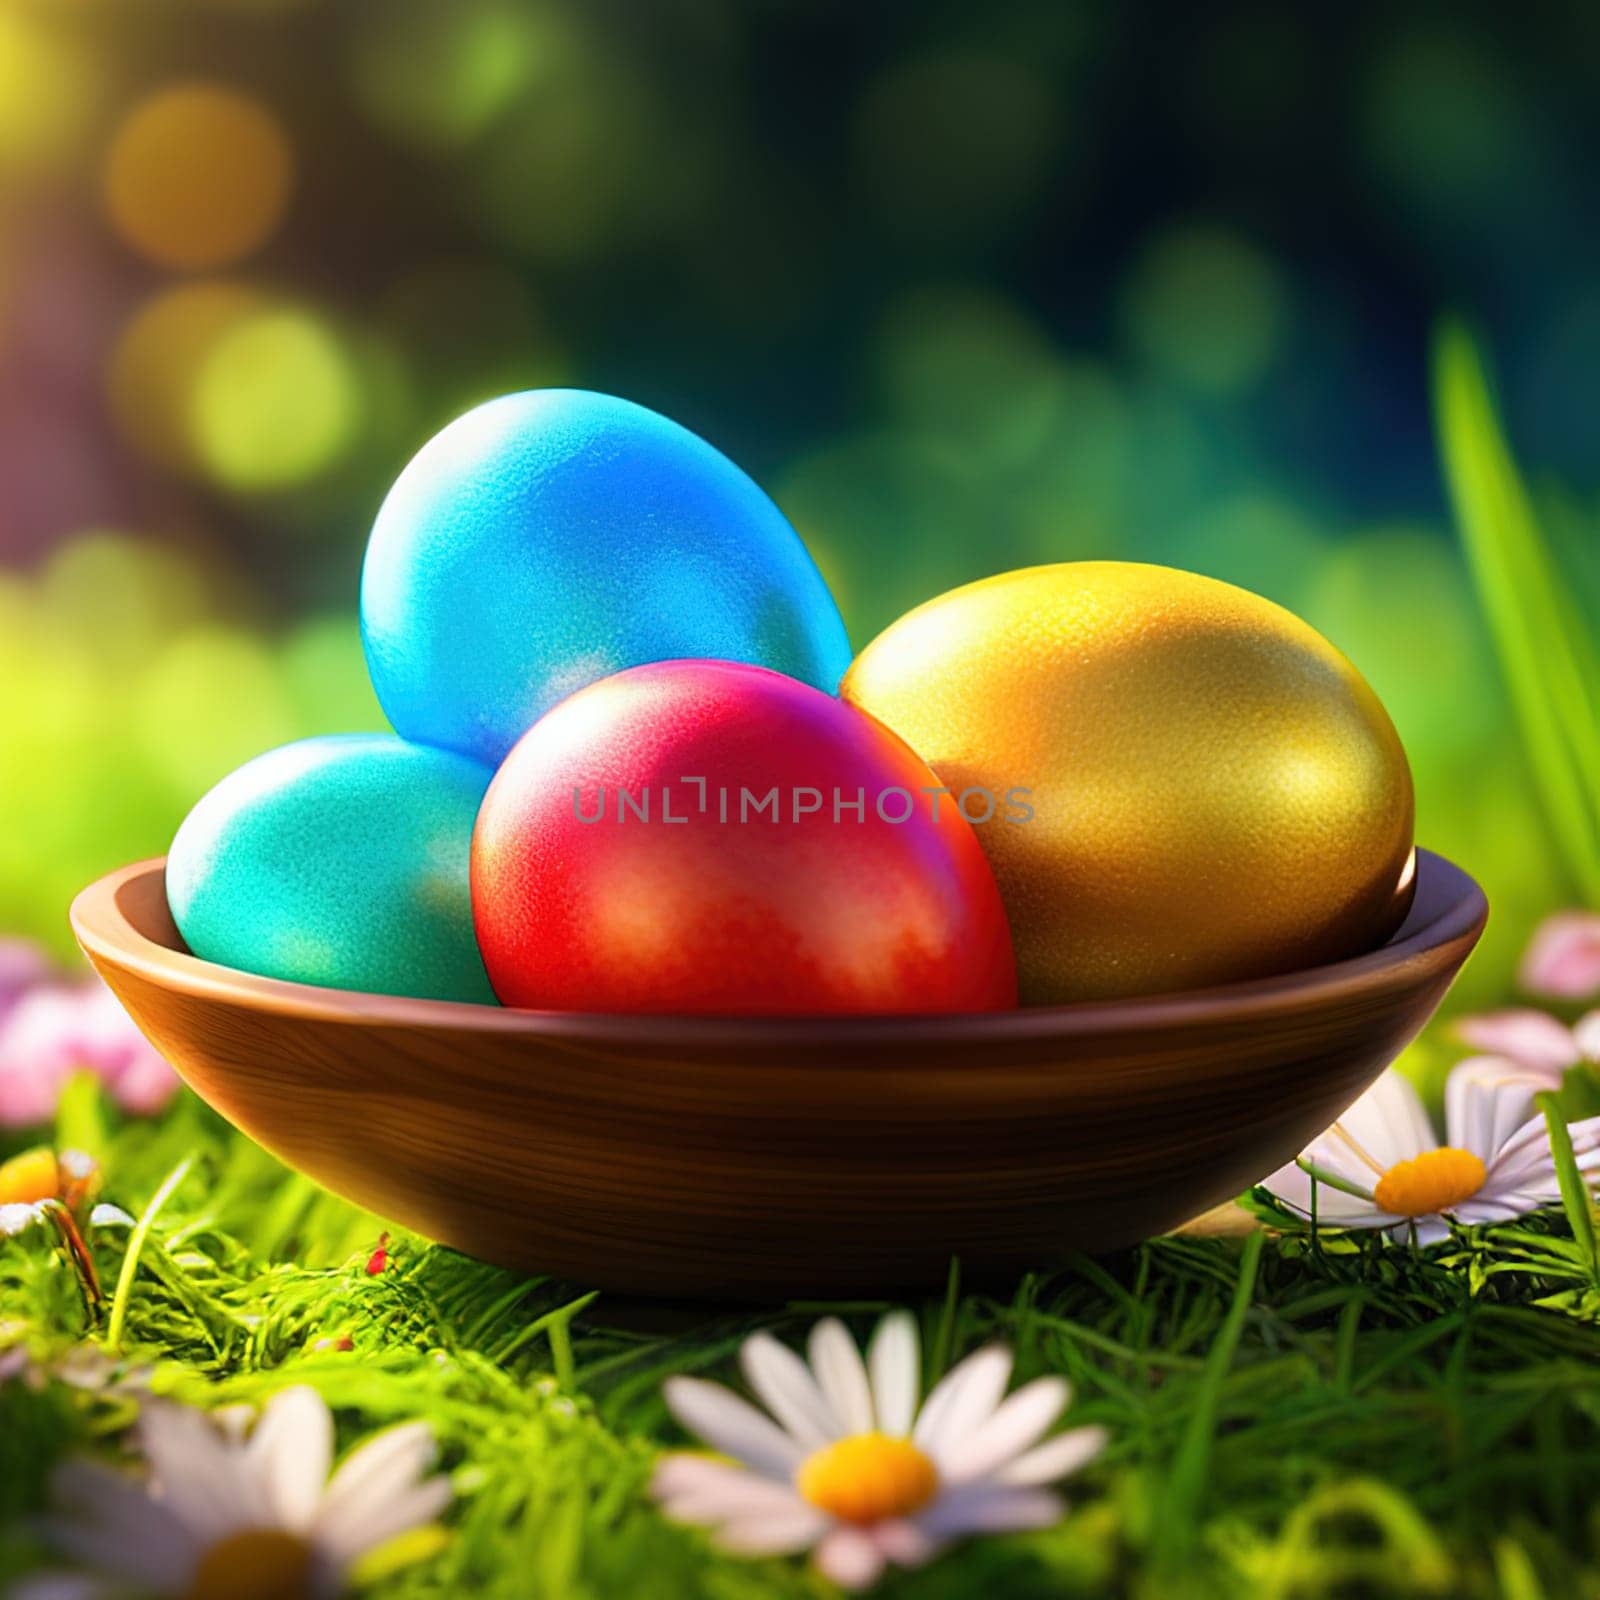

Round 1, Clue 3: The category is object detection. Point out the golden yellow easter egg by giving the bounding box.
[842,562,1415,1003]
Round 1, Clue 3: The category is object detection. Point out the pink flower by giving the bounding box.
[1520,912,1600,1001]
[1454,1008,1600,1086]
[0,940,53,1020]
[0,978,179,1128]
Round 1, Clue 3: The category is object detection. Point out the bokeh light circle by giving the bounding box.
[41,533,212,673]
[0,397,125,564]
[1361,30,1532,231]
[777,433,992,644]
[104,84,293,270]
[1120,225,1289,393]
[344,0,542,150]
[1301,526,1499,760]
[0,10,99,176]
[1153,493,1329,612]
[467,21,644,263]
[189,307,362,492]
[876,287,1068,468]
[135,626,296,798]
[108,281,266,472]
[280,615,388,733]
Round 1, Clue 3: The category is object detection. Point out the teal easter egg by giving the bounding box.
[167,735,495,1003]
[360,388,853,766]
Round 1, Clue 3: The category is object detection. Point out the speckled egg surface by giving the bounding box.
[471,660,1017,1014]
[166,734,496,1002]
[360,389,853,768]
[844,562,1416,1004]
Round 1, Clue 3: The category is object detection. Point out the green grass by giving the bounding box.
[7,1081,1600,1599]
[1434,322,1600,908]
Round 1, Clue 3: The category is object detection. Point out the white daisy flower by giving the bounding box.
[1261,1064,1600,1246]
[20,1385,452,1600]
[652,1312,1107,1590]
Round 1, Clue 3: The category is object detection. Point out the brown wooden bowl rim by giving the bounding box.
[71,850,1486,1053]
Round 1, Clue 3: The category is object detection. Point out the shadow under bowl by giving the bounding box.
[72,851,1485,1299]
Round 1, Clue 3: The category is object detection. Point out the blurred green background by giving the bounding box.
[1,0,1595,1007]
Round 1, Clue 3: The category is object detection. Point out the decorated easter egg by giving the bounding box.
[842,562,1415,1004]
[360,389,853,767]
[472,660,1017,1013]
[167,734,496,1002]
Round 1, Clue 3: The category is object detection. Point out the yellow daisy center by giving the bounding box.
[0,1148,59,1207]
[185,1529,317,1600]
[1372,1147,1487,1218]
[796,1432,939,1524]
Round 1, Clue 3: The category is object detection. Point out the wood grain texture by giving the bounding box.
[72,851,1485,1299]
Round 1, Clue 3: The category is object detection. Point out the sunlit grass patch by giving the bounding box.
[6,1085,1600,1596]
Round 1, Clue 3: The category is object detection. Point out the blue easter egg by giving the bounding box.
[167,735,495,1003]
[359,389,853,766]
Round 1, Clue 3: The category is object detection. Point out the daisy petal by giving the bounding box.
[913,1346,1013,1459]
[919,1484,1065,1537]
[708,1504,831,1556]
[663,1377,805,1479]
[1488,1119,1600,1199]
[741,1334,836,1449]
[998,1424,1109,1487]
[866,1311,919,1439]
[652,1453,734,1506]
[1446,1061,1555,1160]
[6,1574,124,1600]
[50,1458,157,1538]
[1389,1217,1453,1248]
[318,1422,438,1534]
[1258,1161,1381,1224]
[807,1319,875,1436]
[46,1461,197,1589]
[140,1403,264,1539]
[942,1377,1068,1484]
[1452,1196,1538,1226]
[651,1455,812,1524]
[815,1525,886,1590]
[1482,1149,1556,1195]
[1484,1114,1567,1190]
[0,1203,41,1237]
[248,1387,332,1534]
[315,1477,453,1567]
[1336,1070,1435,1171]
[1574,1011,1600,1063]
[873,1518,941,1566]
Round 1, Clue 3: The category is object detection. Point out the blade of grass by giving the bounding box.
[927,1256,961,1384]
[104,1155,192,1351]
[53,1073,106,1162]
[1333,1290,1364,1393]
[1432,320,1600,904]
[1299,1156,1377,1202]
[1494,1537,1548,1600]
[1156,1230,1264,1566]
[491,1290,600,1375]
[1537,1091,1599,1286]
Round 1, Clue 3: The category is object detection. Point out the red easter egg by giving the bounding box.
[471,660,1017,1014]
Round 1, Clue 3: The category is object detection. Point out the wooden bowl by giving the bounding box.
[72,851,1485,1299]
